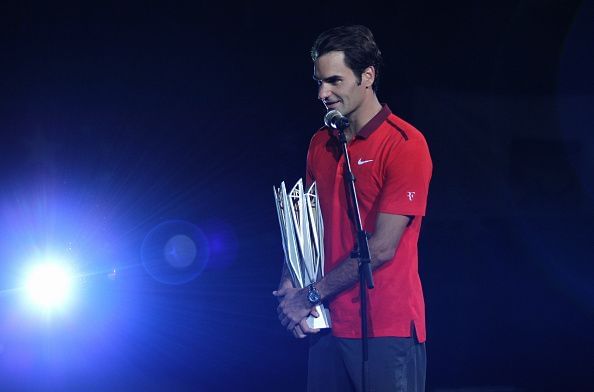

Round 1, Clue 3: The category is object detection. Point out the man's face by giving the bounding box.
[313,51,367,117]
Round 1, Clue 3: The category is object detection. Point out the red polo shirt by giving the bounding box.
[306,105,432,341]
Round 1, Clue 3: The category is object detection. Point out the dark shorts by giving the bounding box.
[307,330,426,392]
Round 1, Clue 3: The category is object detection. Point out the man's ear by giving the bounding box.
[361,66,376,88]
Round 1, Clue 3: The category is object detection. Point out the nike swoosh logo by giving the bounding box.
[357,158,374,165]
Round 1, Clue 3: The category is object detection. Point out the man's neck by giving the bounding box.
[344,97,382,141]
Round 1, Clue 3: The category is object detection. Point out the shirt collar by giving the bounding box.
[356,104,392,139]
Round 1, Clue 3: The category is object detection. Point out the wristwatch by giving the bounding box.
[307,283,321,306]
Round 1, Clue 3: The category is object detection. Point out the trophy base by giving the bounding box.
[306,304,332,329]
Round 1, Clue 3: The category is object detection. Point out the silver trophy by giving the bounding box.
[273,179,331,329]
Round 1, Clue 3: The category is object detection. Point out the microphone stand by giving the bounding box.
[335,124,374,392]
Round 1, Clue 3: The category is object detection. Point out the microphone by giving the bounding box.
[324,110,350,130]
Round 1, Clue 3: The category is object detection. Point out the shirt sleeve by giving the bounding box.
[305,149,314,188]
[377,137,432,216]
[305,133,319,187]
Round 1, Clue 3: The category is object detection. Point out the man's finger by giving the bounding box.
[287,317,300,331]
[280,316,290,328]
[272,287,287,297]
[292,325,306,339]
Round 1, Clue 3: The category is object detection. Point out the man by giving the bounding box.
[273,25,432,391]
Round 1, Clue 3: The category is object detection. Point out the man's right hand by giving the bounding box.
[291,309,320,339]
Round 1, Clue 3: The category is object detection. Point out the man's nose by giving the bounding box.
[318,83,331,101]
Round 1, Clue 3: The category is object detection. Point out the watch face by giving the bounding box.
[308,288,320,304]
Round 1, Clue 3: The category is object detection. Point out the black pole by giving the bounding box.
[335,125,374,392]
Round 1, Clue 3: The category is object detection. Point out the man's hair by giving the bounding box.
[311,25,383,92]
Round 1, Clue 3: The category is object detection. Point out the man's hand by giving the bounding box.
[273,286,320,336]
[291,314,320,339]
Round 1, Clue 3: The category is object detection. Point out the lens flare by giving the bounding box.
[24,262,74,310]
[141,220,209,285]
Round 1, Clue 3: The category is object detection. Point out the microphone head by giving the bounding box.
[324,110,340,128]
[324,110,349,129]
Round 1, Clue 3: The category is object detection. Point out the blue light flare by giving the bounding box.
[24,260,75,312]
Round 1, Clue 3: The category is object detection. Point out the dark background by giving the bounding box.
[0,1,592,391]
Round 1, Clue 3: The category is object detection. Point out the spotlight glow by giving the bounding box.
[24,262,74,311]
